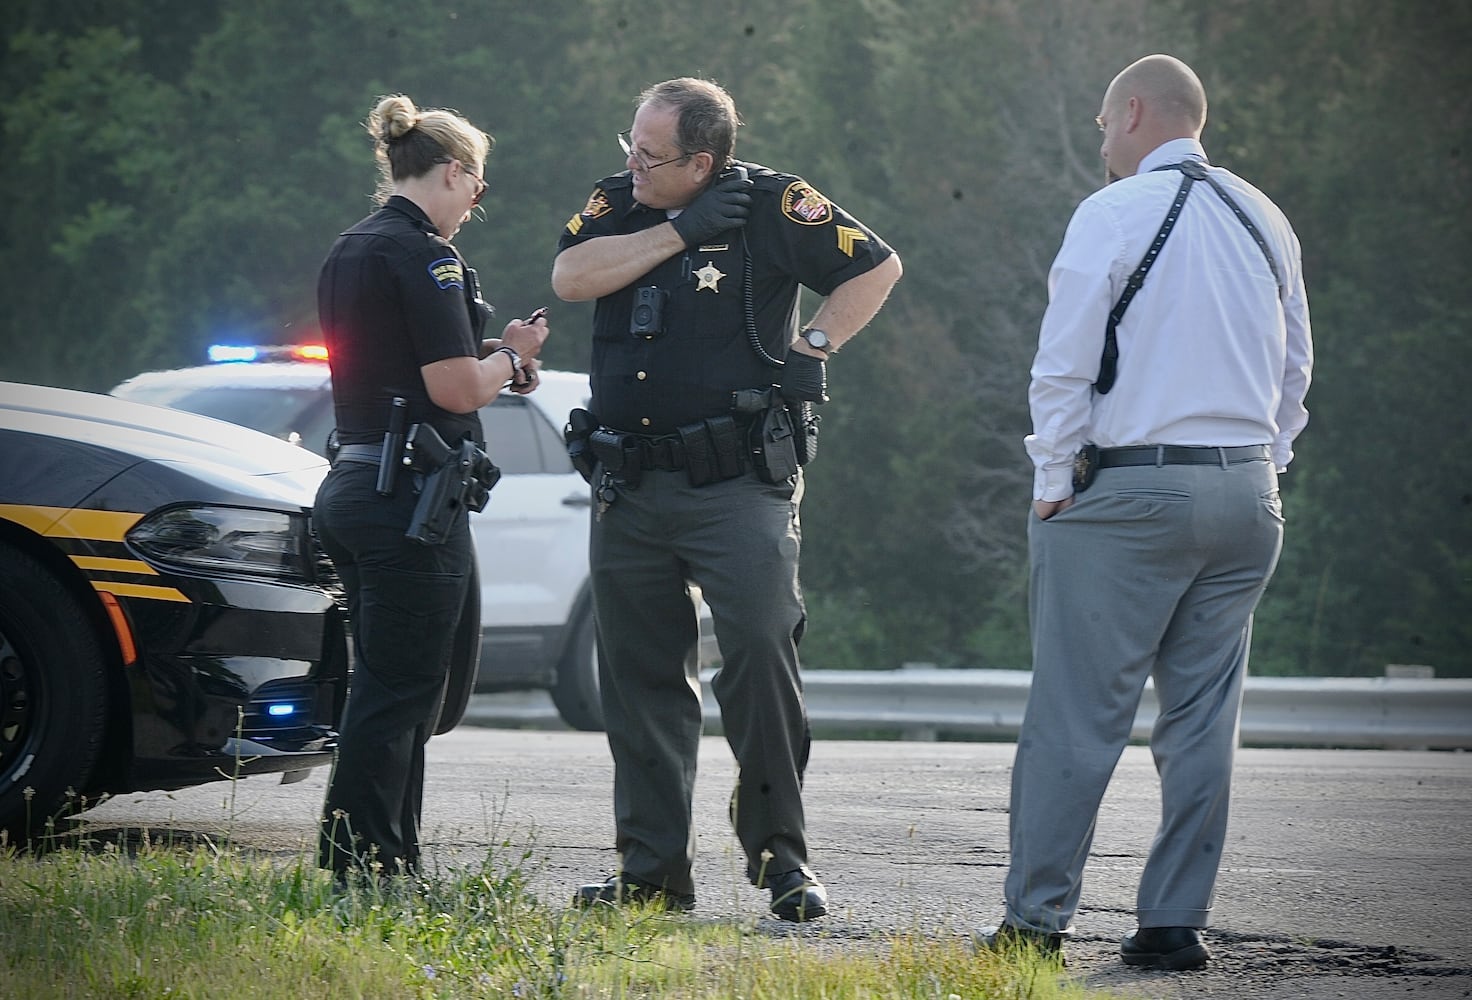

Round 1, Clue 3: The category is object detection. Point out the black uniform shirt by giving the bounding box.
[318,195,483,447]
[556,162,894,433]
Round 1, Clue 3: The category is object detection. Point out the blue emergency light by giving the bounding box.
[207,344,260,363]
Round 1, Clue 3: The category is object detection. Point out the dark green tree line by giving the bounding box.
[2,0,1466,676]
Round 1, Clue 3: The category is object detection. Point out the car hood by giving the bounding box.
[1,381,328,505]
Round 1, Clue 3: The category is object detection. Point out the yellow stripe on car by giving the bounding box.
[50,508,145,541]
[91,581,189,603]
[0,502,62,533]
[1,504,184,601]
[0,504,143,541]
[71,555,159,576]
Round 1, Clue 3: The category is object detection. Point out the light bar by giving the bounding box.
[207,344,260,363]
[206,343,328,364]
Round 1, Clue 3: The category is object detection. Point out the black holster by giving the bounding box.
[404,423,501,546]
[564,407,599,484]
[733,389,801,484]
[1072,444,1099,493]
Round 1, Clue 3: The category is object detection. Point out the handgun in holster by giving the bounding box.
[731,387,800,483]
[403,423,501,546]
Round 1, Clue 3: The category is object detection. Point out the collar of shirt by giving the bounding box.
[1135,137,1209,175]
[383,194,440,236]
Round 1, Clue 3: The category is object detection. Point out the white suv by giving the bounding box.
[111,349,717,731]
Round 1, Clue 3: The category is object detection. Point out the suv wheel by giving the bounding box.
[549,612,605,732]
[0,546,109,843]
[433,561,480,736]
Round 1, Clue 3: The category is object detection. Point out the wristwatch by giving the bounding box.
[494,345,523,378]
[800,328,831,354]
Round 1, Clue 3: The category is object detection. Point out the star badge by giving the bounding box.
[694,261,726,292]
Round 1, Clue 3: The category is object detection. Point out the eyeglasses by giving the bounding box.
[468,167,487,206]
[617,130,691,172]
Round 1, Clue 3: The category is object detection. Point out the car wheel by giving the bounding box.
[0,546,109,843]
[434,560,480,736]
[549,611,605,732]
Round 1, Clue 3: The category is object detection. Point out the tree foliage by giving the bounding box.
[1,0,1466,676]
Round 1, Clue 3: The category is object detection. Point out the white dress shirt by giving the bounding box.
[1024,138,1313,501]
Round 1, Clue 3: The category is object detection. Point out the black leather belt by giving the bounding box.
[333,444,382,466]
[1097,444,1270,468]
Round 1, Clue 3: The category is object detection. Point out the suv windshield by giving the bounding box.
[122,384,337,455]
[118,374,573,475]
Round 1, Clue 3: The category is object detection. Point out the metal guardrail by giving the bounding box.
[794,669,1472,749]
[465,668,1472,749]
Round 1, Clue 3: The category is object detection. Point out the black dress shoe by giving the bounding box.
[1120,926,1210,970]
[573,875,695,913]
[975,923,1066,962]
[761,867,828,922]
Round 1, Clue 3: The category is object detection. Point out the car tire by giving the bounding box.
[0,546,109,843]
[549,611,605,733]
[434,560,480,736]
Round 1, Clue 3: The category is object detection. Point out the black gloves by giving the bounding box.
[779,350,829,403]
[670,174,752,247]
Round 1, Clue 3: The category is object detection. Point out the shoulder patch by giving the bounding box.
[581,187,613,219]
[781,181,832,226]
[428,257,465,290]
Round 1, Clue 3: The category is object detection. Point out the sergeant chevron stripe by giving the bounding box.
[836,225,867,256]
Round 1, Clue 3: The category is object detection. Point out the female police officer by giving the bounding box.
[315,94,549,884]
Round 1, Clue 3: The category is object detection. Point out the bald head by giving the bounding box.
[1097,54,1208,180]
[1105,54,1207,135]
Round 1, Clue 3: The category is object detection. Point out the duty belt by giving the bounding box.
[591,422,754,476]
[333,444,383,466]
[626,432,688,472]
[1096,444,1270,468]
[590,414,756,489]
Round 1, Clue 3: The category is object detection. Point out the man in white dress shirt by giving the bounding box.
[978,54,1313,970]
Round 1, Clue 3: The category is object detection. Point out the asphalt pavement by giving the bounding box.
[72,726,1472,1000]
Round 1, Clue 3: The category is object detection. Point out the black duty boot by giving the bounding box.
[762,866,828,922]
[573,874,695,913]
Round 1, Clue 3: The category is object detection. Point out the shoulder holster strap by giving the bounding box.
[1095,159,1281,395]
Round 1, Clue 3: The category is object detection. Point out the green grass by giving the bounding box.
[0,830,1127,1000]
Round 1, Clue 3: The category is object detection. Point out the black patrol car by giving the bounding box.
[1,382,440,841]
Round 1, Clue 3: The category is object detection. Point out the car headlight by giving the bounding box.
[127,505,314,581]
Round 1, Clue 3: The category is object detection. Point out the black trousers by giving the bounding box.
[312,462,473,877]
[591,467,811,896]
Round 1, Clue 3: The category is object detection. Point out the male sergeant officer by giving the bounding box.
[552,77,901,921]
